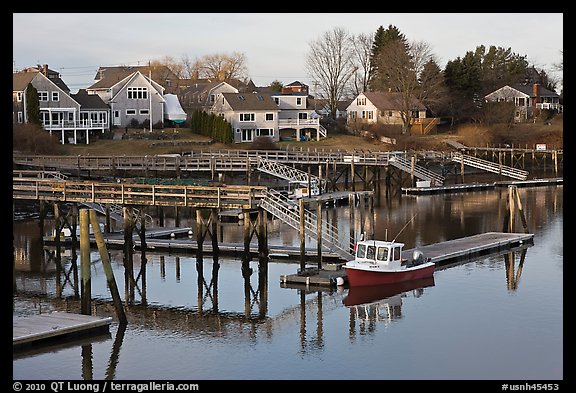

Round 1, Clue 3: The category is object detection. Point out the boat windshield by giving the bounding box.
[356,243,367,258]
[376,246,389,261]
[366,245,376,260]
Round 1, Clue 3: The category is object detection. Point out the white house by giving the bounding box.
[210,92,280,143]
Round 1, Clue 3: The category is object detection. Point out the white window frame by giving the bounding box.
[38,91,49,101]
[51,91,59,101]
[127,87,149,100]
[126,109,136,116]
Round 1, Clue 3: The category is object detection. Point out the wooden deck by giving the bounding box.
[13,312,113,351]
[281,232,534,288]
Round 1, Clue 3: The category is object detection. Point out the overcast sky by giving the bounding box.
[13,13,563,93]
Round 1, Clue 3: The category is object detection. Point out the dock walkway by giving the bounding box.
[281,232,534,288]
[13,312,112,351]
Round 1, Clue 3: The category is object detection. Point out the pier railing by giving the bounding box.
[451,152,529,180]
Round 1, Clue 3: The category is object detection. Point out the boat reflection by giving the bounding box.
[343,276,435,327]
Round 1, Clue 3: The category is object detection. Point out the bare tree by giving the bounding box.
[305,27,358,119]
[199,52,249,82]
[349,32,373,96]
[373,39,437,133]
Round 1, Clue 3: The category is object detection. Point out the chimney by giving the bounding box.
[533,83,541,114]
[43,64,48,76]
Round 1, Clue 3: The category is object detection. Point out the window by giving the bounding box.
[377,247,388,261]
[126,109,136,115]
[140,109,149,115]
[357,97,366,106]
[361,111,366,119]
[349,111,357,119]
[356,243,366,258]
[17,92,23,102]
[388,111,393,117]
[258,129,273,136]
[210,94,215,103]
[366,246,376,260]
[298,112,308,120]
[392,246,401,261]
[17,112,23,123]
[239,113,255,122]
[127,87,148,100]
[38,91,49,101]
[367,111,373,120]
[296,97,302,106]
[274,98,279,105]
[51,91,59,101]
[265,113,274,121]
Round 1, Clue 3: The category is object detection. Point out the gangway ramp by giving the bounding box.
[258,189,353,260]
[451,152,528,180]
[388,155,445,186]
[257,156,324,191]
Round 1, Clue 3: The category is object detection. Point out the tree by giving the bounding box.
[198,52,249,82]
[269,80,283,93]
[372,39,437,133]
[368,25,409,91]
[349,32,373,96]
[419,59,449,117]
[25,83,41,125]
[305,27,357,119]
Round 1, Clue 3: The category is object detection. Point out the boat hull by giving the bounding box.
[344,262,435,287]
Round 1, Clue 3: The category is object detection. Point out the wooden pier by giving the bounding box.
[13,312,112,351]
[280,232,534,288]
[402,177,562,195]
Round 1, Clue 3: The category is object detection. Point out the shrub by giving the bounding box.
[13,123,64,154]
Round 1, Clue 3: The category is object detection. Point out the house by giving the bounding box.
[484,83,562,122]
[271,82,326,141]
[346,91,438,134]
[87,70,165,129]
[210,92,280,143]
[310,97,350,119]
[13,65,108,144]
[93,65,181,94]
[180,80,240,113]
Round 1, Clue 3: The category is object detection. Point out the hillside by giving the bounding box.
[14,114,563,156]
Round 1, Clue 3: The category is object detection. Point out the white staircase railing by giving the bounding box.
[388,155,445,186]
[257,156,324,191]
[451,152,529,180]
[258,189,354,260]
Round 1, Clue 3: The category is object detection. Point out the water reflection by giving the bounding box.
[343,277,435,332]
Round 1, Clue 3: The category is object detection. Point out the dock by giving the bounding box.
[402,177,562,195]
[281,232,534,288]
[13,312,113,352]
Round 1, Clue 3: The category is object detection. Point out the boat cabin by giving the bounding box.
[354,240,404,268]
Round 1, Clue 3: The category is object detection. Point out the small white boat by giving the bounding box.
[344,239,435,287]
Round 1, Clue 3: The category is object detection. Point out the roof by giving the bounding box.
[509,83,559,97]
[13,71,38,91]
[363,91,427,111]
[221,92,279,111]
[71,89,109,109]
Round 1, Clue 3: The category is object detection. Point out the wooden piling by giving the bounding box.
[79,209,91,315]
[89,210,127,324]
[317,202,322,269]
[299,199,305,269]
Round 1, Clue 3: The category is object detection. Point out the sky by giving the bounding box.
[13,13,563,94]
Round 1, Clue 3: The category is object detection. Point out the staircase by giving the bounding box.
[258,189,354,260]
[257,156,324,191]
[451,152,529,180]
[388,155,445,186]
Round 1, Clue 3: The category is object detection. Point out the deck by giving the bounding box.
[13,312,113,352]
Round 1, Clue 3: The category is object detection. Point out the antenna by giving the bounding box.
[392,213,418,243]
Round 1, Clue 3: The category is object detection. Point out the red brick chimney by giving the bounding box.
[42,64,48,76]
[532,83,541,116]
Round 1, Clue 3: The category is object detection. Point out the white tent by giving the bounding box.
[163,94,187,123]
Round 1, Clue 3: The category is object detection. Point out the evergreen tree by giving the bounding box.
[25,83,41,125]
[368,25,409,91]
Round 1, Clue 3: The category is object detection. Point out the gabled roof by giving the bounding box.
[220,92,279,111]
[20,65,71,93]
[90,64,177,89]
[71,89,109,110]
[363,91,427,111]
[13,71,38,91]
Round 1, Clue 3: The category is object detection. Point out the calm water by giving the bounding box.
[13,183,563,381]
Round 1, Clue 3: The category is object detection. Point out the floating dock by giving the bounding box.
[13,312,112,352]
[280,232,534,288]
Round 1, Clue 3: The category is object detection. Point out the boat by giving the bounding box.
[343,239,435,286]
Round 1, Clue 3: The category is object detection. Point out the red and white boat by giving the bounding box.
[344,239,435,287]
